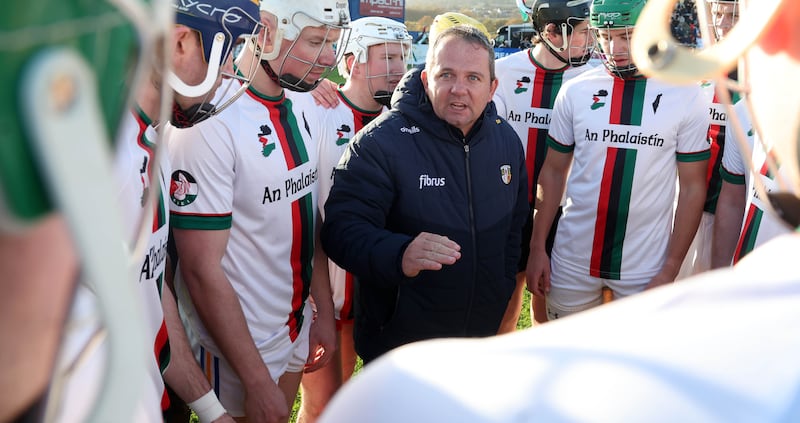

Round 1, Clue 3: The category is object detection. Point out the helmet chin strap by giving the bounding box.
[259,58,320,92]
[373,91,392,107]
[171,101,215,128]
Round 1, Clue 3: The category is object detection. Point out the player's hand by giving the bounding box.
[525,248,551,297]
[401,232,461,277]
[304,309,336,373]
[644,270,675,291]
[243,379,288,423]
[311,79,339,109]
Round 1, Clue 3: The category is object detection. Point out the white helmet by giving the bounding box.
[259,0,350,91]
[338,16,412,78]
[260,0,350,60]
[705,0,739,42]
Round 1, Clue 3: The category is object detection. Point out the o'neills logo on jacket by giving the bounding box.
[419,174,445,189]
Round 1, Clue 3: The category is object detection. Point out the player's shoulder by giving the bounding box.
[495,49,531,73]
[559,65,607,95]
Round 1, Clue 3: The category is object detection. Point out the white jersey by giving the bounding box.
[677,80,737,278]
[720,102,793,263]
[319,233,800,423]
[548,67,710,281]
[114,108,171,413]
[167,86,319,355]
[293,89,383,321]
[54,109,168,422]
[494,49,594,202]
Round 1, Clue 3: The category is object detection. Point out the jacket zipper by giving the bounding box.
[462,142,478,335]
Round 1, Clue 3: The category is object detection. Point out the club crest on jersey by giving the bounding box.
[335,124,352,146]
[591,89,608,110]
[170,170,198,207]
[259,124,276,157]
[500,165,512,185]
[515,76,531,94]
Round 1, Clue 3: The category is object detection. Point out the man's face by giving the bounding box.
[711,1,739,40]
[565,20,595,63]
[278,25,342,87]
[421,35,498,136]
[361,41,408,96]
[596,27,633,69]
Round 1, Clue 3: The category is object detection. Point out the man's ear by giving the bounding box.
[544,22,561,41]
[346,55,357,76]
[420,68,428,91]
[260,11,279,57]
[172,26,192,59]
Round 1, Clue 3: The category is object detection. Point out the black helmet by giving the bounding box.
[518,0,594,66]
[526,0,592,35]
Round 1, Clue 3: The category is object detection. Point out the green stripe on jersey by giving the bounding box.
[170,212,232,230]
[677,150,711,162]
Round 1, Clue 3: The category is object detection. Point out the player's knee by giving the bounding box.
[545,295,602,321]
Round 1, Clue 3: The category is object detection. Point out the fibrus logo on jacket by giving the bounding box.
[418,174,445,189]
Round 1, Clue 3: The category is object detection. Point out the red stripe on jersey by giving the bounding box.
[609,78,626,125]
[341,271,355,321]
[733,204,758,264]
[287,200,304,341]
[591,150,618,275]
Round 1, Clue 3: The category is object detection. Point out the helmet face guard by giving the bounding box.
[706,0,740,42]
[519,0,596,66]
[590,0,646,78]
[340,17,412,106]
[260,0,351,92]
[632,0,800,227]
[546,17,596,66]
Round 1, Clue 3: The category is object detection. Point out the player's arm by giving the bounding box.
[172,227,289,422]
[305,217,336,373]
[711,107,748,269]
[711,177,746,268]
[0,216,77,422]
[526,142,572,296]
[647,159,707,289]
[161,272,233,423]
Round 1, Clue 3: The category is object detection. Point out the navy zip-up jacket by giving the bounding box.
[321,67,529,363]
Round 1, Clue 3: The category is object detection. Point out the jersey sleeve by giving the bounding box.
[492,58,510,119]
[546,84,576,153]
[166,117,237,230]
[720,102,750,184]
[676,87,712,162]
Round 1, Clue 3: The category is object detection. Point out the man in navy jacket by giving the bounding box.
[321,25,529,363]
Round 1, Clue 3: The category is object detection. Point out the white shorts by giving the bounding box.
[197,304,312,417]
[677,211,714,280]
[548,260,652,315]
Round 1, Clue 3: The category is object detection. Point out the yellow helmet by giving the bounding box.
[430,12,492,44]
